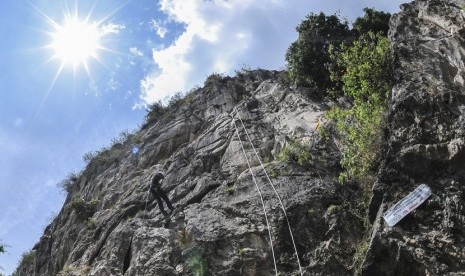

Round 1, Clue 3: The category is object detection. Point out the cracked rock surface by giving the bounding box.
[364,1,465,275]
[15,1,465,275]
[15,70,359,276]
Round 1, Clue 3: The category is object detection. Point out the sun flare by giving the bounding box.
[51,17,101,66]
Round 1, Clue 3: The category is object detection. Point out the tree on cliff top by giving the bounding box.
[285,8,391,92]
[353,8,391,36]
[285,12,350,89]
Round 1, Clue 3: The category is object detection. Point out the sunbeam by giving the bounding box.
[24,0,129,130]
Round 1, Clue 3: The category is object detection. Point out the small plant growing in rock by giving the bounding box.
[278,138,311,167]
[176,228,194,250]
[237,248,246,260]
[224,186,235,195]
[68,195,98,222]
[58,172,80,194]
[270,169,280,179]
[15,250,36,272]
[188,255,208,276]
[86,218,97,229]
[204,72,224,87]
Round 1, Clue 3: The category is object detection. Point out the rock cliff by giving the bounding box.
[363,0,465,275]
[14,1,465,275]
[16,70,357,276]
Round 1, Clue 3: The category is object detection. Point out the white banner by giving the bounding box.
[383,184,432,227]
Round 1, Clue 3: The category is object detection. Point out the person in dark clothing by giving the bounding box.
[150,171,174,216]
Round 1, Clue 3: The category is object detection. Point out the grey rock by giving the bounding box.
[17,2,465,274]
[15,70,355,276]
[364,1,465,275]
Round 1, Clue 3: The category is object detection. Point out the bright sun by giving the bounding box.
[51,17,101,66]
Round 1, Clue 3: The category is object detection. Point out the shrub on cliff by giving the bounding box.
[68,195,98,222]
[12,250,35,276]
[327,32,392,183]
[58,172,79,194]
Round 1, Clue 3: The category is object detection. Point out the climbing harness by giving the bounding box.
[231,108,303,276]
[232,117,278,276]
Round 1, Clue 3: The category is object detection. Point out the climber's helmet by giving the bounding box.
[154,171,164,182]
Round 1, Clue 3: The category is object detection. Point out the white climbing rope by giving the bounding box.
[233,108,303,276]
[232,116,278,276]
[137,183,152,276]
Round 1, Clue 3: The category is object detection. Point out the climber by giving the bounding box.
[150,171,174,216]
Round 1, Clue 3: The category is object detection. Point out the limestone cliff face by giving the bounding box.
[15,1,465,275]
[15,70,355,276]
[364,0,465,275]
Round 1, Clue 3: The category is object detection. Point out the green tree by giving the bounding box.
[353,8,391,36]
[285,12,351,89]
[327,32,392,183]
[145,100,167,126]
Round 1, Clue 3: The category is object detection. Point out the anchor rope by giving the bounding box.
[234,111,303,276]
[231,115,278,276]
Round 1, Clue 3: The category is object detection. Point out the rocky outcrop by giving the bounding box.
[15,70,370,276]
[15,1,465,275]
[364,0,465,275]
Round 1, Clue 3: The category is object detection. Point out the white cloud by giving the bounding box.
[149,19,169,38]
[138,0,406,104]
[100,22,125,35]
[129,47,144,57]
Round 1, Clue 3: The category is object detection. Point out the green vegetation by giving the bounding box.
[14,250,36,274]
[284,12,392,270]
[68,195,98,222]
[278,138,311,167]
[83,146,121,166]
[237,248,246,259]
[327,32,392,183]
[144,91,193,127]
[224,186,235,195]
[204,72,225,87]
[285,8,390,92]
[353,8,391,36]
[353,240,369,275]
[283,7,392,183]
[144,100,167,126]
[85,218,97,229]
[176,228,194,250]
[270,169,279,179]
[82,129,140,167]
[285,12,350,89]
[178,234,209,276]
[58,172,79,194]
[188,255,208,276]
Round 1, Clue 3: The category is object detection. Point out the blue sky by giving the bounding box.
[0,0,406,274]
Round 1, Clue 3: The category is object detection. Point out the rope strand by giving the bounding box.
[232,117,278,276]
[234,109,303,276]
